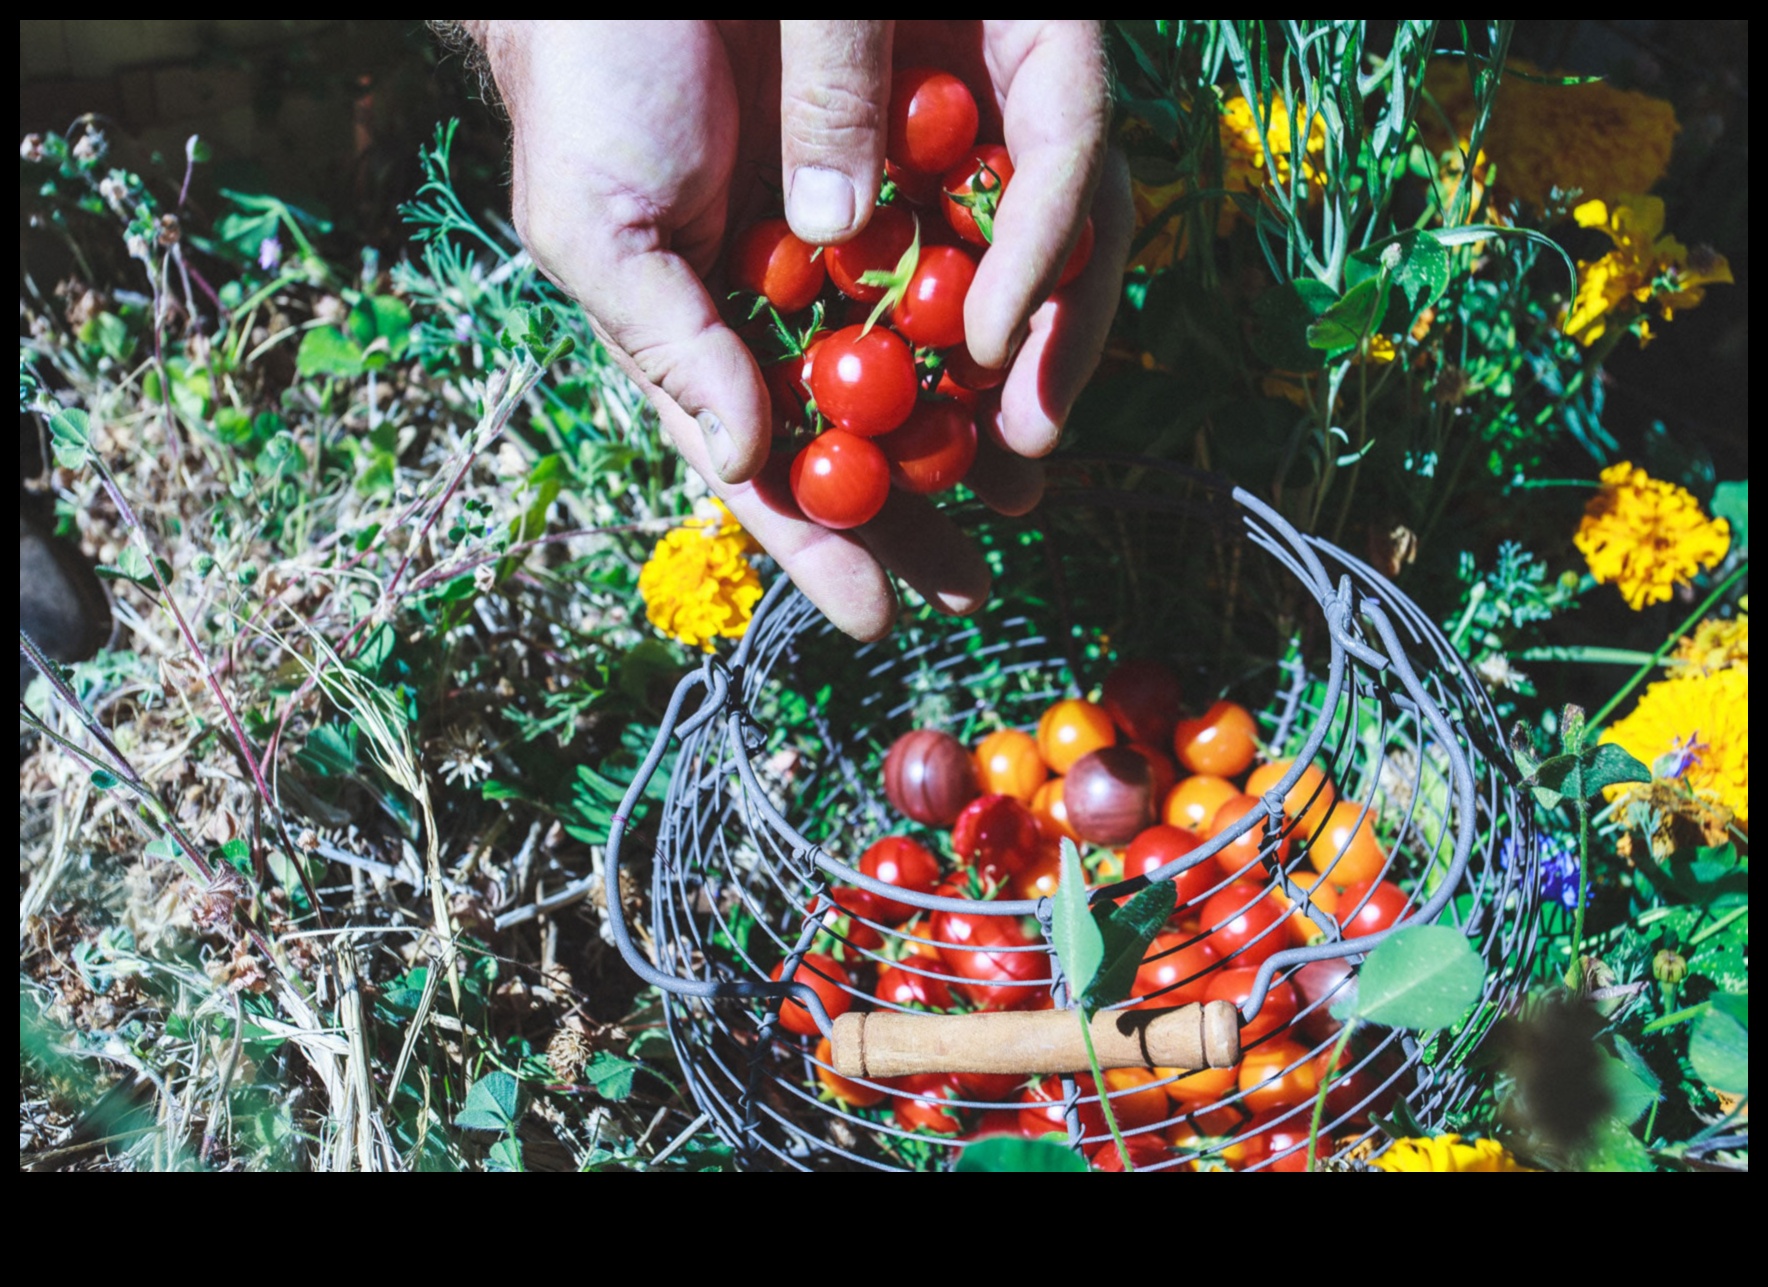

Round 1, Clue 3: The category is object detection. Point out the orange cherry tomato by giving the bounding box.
[1237,1039,1319,1115]
[973,728,1048,803]
[1271,872,1342,945]
[1103,1067,1173,1132]
[1168,1119,1259,1170]
[1036,698,1116,774]
[1305,801,1390,888]
[1206,792,1293,881]
[1030,776,1081,844]
[1172,700,1260,778]
[1162,774,1240,833]
[1245,758,1337,837]
[813,1035,887,1108]
[1160,1063,1239,1111]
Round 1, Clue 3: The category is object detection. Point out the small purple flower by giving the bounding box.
[1502,835,1589,910]
[257,235,282,273]
[452,313,475,344]
[1661,732,1706,779]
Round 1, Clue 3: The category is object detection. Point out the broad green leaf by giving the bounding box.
[1084,880,1177,1012]
[1344,925,1484,1029]
[97,544,169,592]
[296,721,359,776]
[1306,276,1388,353]
[344,295,413,369]
[456,1071,521,1130]
[354,623,396,676]
[486,1136,525,1172]
[1050,839,1104,1002]
[585,1050,641,1102]
[295,325,364,378]
[1689,993,1748,1094]
[1575,744,1651,796]
[50,408,92,470]
[1347,230,1453,315]
[1581,1118,1655,1171]
[953,1135,1087,1173]
[1250,279,1339,371]
[1597,1050,1658,1125]
[212,836,252,876]
[1710,479,1747,553]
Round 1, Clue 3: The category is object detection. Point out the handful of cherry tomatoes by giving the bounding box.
[729,66,1092,531]
[779,654,1412,1169]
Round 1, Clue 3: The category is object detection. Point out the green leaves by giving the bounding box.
[1710,479,1747,555]
[1336,925,1484,1029]
[1048,839,1177,1013]
[954,1135,1088,1172]
[96,544,172,593]
[295,295,413,378]
[1689,993,1748,1095]
[498,304,576,368]
[455,1070,520,1130]
[50,409,91,470]
[1511,711,1650,811]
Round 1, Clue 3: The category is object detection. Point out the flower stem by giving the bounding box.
[1306,1020,1357,1171]
[1564,798,1591,989]
[1641,1001,1710,1034]
[1588,562,1749,730]
[1076,1010,1133,1171]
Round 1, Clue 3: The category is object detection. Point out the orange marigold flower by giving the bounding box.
[638,501,763,652]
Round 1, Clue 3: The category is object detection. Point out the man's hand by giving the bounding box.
[476,20,1130,639]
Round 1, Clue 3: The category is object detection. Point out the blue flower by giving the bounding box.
[1502,835,1589,910]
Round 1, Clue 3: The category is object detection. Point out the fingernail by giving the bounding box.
[787,166,857,242]
[697,410,736,481]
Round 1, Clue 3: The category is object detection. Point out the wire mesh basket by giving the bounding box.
[604,461,1540,1171]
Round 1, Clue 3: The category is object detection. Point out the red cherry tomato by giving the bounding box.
[1092,1132,1177,1171]
[973,728,1048,804]
[1198,881,1289,970]
[1121,824,1220,909]
[943,343,1007,391]
[813,1035,887,1108]
[825,205,917,302]
[769,952,852,1038]
[1237,1039,1319,1115]
[1306,801,1390,888]
[892,244,978,349]
[1129,931,1221,1009]
[943,144,1015,246]
[1203,966,1300,1046]
[806,324,919,437]
[1245,1114,1315,1172]
[1009,840,1062,900]
[1057,217,1095,287]
[730,217,825,313]
[887,67,980,176]
[806,886,887,955]
[954,1069,1028,1102]
[874,961,955,1011]
[892,1073,968,1136]
[1337,878,1411,937]
[1018,1074,1106,1144]
[1207,793,1293,881]
[885,158,942,207]
[951,793,1042,878]
[1315,1041,1404,1125]
[790,430,890,529]
[931,888,1049,1010]
[877,398,977,495]
[1162,774,1239,832]
[1036,698,1117,774]
[859,836,942,924]
[1172,700,1261,778]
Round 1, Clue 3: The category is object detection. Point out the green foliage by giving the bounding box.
[1338,925,1485,1029]
[955,1135,1089,1173]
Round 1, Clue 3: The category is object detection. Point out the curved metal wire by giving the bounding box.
[604,464,1539,1171]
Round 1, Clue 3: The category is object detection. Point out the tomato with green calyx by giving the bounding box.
[1018,1073,1105,1146]
[943,144,1014,246]
[826,206,917,302]
[892,1073,968,1135]
[806,324,919,438]
[892,244,978,349]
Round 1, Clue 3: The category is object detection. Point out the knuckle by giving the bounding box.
[784,81,884,152]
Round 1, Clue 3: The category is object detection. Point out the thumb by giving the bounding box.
[780,20,893,244]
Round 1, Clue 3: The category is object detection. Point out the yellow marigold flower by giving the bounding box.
[637,501,763,652]
[1422,60,1678,212]
[1601,665,1749,825]
[1219,91,1329,196]
[1574,462,1730,610]
[1372,1135,1534,1172]
[1129,174,1191,272]
[1668,610,1748,678]
[1562,195,1734,347]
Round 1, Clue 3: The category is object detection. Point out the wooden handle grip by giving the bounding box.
[830,1001,1241,1079]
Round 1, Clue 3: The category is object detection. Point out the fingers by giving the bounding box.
[859,491,992,616]
[967,21,1112,368]
[997,147,1133,458]
[780,21,894,244]
[966,399,1047,515]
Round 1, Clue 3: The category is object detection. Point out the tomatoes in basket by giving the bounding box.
[1207,792,1292,881]
[973,728,1048,803]
[1102,1067,1173,1132]
[859,836,942,924]
[1101,658,1184,747]
[1019,1074,1106,1145]
[874,961,955,1012]
[1198,881,1288,970]
[1120,824,1219,908]
[1237,1039,1319,1115]
[930,887,1049,1010]
[1162,773,1239,832]
[806,886,887,955]
[770,952,853,1038]
[813,1035,887,1109]
[951,793,1042,878]
[893,1073,968,1136]
[1203,966,1300,1047]
[1306,801,1390,888]
[1128,931,1220,1009]
[943,144,1015,246]
[790,430,889,529]
[1337,878,1411,937]
[1172,700,1260,778]
[1245,758,1336,837]
[1037,698,1116,774]
[1030,777,1081,845]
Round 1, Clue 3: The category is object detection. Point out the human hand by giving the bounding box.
[474,20,1130,639]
